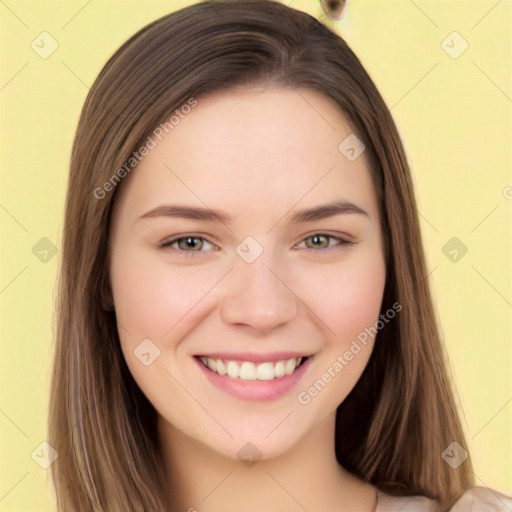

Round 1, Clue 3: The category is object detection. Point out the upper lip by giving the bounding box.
[194,352,311,363]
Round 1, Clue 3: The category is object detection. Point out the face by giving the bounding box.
[109,87,386,460]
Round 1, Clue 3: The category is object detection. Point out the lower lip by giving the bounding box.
[194,357,312,402]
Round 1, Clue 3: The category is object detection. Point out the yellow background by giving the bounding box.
[0,0,510,509]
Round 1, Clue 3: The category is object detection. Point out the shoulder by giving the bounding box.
[375,487,512,512]
[375,489,437,512]
[449,487,512,511]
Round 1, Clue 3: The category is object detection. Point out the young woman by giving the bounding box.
[48,1,512,511]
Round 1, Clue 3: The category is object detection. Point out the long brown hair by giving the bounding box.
[48,1,474,510]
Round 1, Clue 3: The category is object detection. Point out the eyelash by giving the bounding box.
[159,233,354,257]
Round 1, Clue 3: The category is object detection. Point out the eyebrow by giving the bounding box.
[137,200,369,225]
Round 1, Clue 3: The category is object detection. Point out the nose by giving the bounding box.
[220,252,299,333]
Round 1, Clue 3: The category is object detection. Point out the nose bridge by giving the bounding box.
[220,246,299,331]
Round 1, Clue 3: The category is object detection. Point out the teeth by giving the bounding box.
[274,360,285,378]
[239,362,257,380]
[216,359,226,376]
[226,360,239,379]
[256,362,275,381]
[199,356,304,381]
[285,358,296,376]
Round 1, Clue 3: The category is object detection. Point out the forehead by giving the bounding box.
[113,87,378,224]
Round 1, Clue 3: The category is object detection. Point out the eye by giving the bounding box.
[297,233,353,251]
[159,233,353,257]
[159,235,217,255]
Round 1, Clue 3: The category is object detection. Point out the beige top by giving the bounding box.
[375,487,512,511]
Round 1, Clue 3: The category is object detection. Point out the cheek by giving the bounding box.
[110,250,224,413]
[297,250,386,343]
[110,250,222,340]
[295,254,385,411]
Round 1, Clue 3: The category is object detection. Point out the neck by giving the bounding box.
[158,412,376,511]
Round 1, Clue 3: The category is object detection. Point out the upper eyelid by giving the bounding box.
[295,234,355,251]
[159,235,217,250]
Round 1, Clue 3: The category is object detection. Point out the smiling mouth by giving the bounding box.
[196,356,308,381]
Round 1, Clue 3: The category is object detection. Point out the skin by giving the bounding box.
[109,87,386,511]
